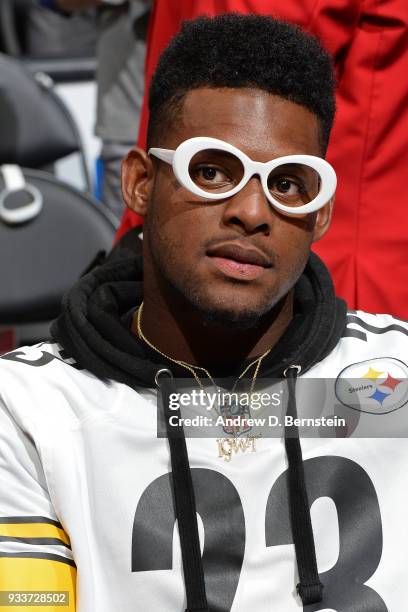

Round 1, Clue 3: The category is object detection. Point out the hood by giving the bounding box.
[51,250,346,385]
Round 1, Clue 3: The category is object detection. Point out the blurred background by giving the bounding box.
[0,0,150,351]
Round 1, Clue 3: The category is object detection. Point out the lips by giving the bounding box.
[206,242,273,281]
[206,242,273,267]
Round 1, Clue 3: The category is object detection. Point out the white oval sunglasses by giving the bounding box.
[148,137,336,215]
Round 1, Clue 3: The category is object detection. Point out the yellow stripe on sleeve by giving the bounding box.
[0,524,70,546]
[0,555,76,611]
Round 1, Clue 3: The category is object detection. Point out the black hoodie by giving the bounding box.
[51,249,347,611]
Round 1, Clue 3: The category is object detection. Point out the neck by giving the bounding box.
[132,286,294,368]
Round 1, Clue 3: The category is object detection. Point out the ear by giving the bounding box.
[121,147,154,217]
[312,195,335,243]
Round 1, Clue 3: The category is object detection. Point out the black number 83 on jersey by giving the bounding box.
[132,455,387,612]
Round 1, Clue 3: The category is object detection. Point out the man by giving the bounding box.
[1,14,407,612]
[117,0,408,321]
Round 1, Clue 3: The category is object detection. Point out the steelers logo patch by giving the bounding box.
[335,357,408,414]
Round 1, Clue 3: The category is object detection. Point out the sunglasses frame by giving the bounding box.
[148,136,336,215]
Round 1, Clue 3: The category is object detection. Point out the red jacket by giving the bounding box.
[116,0,408,318]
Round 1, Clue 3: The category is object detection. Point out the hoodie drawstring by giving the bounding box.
[156,369,209,612]
[157,366,322,610]
[284,365,323,605]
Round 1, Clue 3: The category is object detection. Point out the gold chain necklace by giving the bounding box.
[135,302,270,459]
[135,302,270,393]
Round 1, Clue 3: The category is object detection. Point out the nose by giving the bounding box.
[221,175,272,235]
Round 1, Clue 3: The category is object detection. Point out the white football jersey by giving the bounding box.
[0,310,408,612]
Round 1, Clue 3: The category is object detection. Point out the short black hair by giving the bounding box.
[147,13,336,151]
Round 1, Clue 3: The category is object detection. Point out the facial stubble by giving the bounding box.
[146,220,299,330]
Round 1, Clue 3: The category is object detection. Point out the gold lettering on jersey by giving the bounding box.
[217,436,258,462]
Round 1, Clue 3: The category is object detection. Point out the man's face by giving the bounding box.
[136,88,332,326]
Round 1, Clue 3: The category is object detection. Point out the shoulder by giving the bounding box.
[0,341,91,392]
[0,342,125,429]
[336,309,408,371]
[341,310,408,346]
[310,310,408,378]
